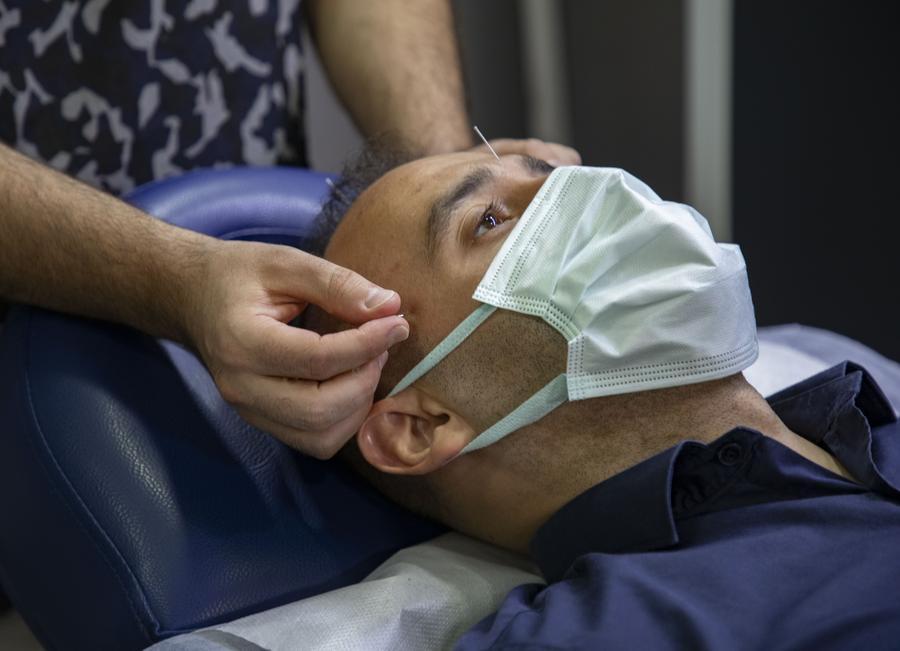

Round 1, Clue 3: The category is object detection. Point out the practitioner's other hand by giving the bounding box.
[473,138,582,167]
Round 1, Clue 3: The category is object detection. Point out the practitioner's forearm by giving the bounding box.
[307,0,473,155]
[0,143,209,341]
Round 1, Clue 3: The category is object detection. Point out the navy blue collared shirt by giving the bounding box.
[455,362,900,650]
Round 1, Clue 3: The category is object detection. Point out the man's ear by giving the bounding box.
[357,387,475,475]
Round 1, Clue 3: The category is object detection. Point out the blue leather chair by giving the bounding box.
[0,168,443,650]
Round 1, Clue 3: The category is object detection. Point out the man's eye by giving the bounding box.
[474,211,502,237]
[473,199,510,238]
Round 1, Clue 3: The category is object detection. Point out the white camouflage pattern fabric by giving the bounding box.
[0,0,307,195]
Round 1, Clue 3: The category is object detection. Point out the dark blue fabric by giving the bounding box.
[456,362,900,650]
[0,168,443,651]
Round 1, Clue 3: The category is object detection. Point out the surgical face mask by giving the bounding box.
[390,166,758,455]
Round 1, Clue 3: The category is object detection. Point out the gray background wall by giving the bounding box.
[732,1,899,361]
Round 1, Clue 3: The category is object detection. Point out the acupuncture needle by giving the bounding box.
[473,125,500,160]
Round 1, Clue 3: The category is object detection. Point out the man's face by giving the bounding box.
[325,151,555,366]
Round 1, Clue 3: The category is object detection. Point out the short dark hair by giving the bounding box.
[308,137,414,256]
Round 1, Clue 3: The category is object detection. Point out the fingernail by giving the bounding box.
[365,287,395,309]
[377,351,389,369]
[388,323,410,346]
[548,158,562,167]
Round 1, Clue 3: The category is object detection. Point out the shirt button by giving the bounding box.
[717,442,744,466]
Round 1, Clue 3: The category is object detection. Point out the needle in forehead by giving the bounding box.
[473,125,500,161]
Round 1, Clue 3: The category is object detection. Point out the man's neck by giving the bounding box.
[446,374,854,554]
[613,375,855,484]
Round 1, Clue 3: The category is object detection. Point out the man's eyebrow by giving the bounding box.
[424,156,555,259]
[426,165,494,259]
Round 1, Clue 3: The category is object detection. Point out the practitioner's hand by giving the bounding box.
[473,138,582,167]
[184,240,409,459]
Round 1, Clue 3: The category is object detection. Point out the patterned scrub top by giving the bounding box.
[0,1,308,195]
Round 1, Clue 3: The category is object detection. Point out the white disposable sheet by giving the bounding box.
[743,338,829,396]
[202,533,541,651]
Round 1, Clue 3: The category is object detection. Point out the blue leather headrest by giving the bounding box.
[127,166,328,246]
[0,167,443,651]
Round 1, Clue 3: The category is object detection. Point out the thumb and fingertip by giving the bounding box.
[339,281,404,322]
[308,255,402,322]
[354,310,411,350]
[354,350,390,375]
[364,286,398,310]
[363,287,406,330]
[309,258,411,343]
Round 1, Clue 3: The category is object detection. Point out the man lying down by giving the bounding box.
[307,146,900,650]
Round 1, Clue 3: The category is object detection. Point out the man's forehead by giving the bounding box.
[382,152,491,206]
[384,151,498,195]
[328,153,485,256]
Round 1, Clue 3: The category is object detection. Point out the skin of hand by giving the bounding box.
[185,240,411,459]
[306,0,472,154]
[479,138,582,167]
[0,144,409,459]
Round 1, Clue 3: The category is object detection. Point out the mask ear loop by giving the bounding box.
[388,304,498,397]
[457,374,568,456]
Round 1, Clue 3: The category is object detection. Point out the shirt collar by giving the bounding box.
[768,361,899,492]
[531,362,899,583]
[530,438,682,583]
[768,361,896,433]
